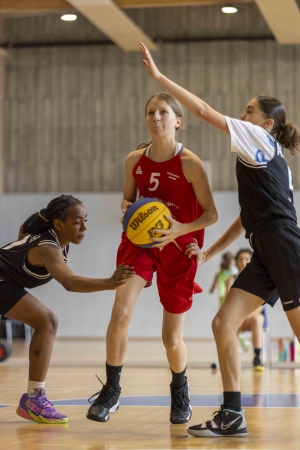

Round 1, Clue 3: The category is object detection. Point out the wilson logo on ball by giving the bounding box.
[129,206,159,231]
[123,198,171,248]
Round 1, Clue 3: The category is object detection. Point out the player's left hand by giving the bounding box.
[185,239,205,265]
[150,216,184,248]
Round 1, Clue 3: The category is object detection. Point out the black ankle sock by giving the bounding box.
[170,367,186,389]
[106,362,123,389]
[223,391,241,412]
[254,348,261,358]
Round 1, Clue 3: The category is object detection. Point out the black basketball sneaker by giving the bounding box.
[86,377,121,423]
[253,355,265,372]
[187,405,248,437]
[170,377,192,424]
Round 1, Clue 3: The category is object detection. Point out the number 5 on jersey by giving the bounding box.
[149,173,160,191]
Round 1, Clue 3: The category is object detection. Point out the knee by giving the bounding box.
[250,314,264,328]
[162,334,182,353]
[46,311,58,335]
[212,313,231,338]
[110,307,131,329]
[35,311,58,335]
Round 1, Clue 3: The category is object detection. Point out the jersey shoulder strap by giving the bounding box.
[37,229,61,249]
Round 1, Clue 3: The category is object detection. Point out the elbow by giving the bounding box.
[213,210,218,224]
[195,102,210,119]
[195,106,206,119]
[61,274,79,292]
[62,280,74,292]
[209,209,218,226]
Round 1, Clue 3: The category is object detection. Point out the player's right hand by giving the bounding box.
[108,263,135,289]
[120,201,133,224]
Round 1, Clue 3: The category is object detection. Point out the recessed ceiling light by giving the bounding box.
[60,14,77,21]
[221,6,238,14]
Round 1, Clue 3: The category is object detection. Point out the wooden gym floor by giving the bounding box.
[1,338,300,450]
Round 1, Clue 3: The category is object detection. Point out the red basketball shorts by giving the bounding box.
[116,233,202,314]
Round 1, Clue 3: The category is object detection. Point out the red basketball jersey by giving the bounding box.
[133,145,205,248]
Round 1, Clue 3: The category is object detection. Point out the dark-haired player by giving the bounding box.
[0,194,134,424]
[140,42,300,437]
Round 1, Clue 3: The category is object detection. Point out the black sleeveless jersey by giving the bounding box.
[0,229,69,288]
[236,140,297,238]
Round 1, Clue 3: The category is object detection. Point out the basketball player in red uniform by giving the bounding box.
[87,93,218,424]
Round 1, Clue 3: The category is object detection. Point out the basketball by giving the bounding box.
[123,198,171,248]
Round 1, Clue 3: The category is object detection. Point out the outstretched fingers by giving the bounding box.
[139,42,161,81]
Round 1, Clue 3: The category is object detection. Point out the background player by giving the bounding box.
[140,41,300,437]
[86,92,218,425]
[234,248,267,371]
[0,194,134,424]
[209,252,236,307]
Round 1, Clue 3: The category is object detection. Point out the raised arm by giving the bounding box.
[38,244,134,292]
[140,42,229,134]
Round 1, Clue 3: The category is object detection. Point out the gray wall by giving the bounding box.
[0,191,295,338]
[4,40,300,192]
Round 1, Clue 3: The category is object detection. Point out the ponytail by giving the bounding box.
[255,96,300,155]
[22,195,82,235]
[273,122,300,156]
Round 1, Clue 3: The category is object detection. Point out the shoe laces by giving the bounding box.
[172,384,190,410]
[88,375,120,407]
[32,394,55,412]
[212,409,225,420]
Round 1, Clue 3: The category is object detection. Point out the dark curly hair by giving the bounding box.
[22,194,82,235]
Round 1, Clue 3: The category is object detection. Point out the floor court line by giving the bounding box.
[2,393,300,408]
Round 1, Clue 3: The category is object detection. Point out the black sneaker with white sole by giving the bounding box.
[187,405,248,437]
[170,377,192,424]
[86,377,121,423]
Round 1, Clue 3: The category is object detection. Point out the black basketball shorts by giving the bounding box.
[0,278,27,316]
[232,218,300,312]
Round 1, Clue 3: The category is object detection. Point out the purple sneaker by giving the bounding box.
[16,389,68,424]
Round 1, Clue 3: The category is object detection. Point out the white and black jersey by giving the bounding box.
[0,229,68,288]
[226,117,297,238]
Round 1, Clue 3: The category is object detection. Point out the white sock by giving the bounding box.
[27,380,45,396]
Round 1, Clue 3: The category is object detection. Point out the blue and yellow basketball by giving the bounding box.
[123,198,171,248]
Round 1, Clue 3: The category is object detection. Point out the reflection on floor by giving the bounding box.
[1,339,300,450]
